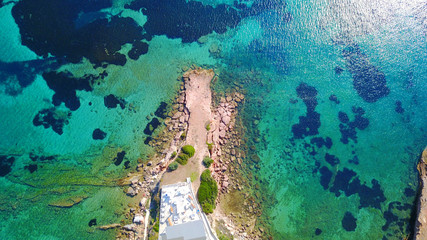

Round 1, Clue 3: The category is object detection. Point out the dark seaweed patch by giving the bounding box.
[154,101,168,119]
[92,128,107,140]
[128,41,149,60]
[29,153,55,162]
[311,136,332,149]
[0,156,15,177]
[42,71,96,111]
[338,111,349,123]
[329,168,357,197]
[395,101,404,114]
[342,44,390,103]
[292,83,321,139]
[319,166,332,190]
[382,201,415,234]
[325,153,340,166]
[33,108,71,135]
[113,151,126,166]
[25,164,38,173]
[12,0,144,67]
[334,66,343,75]
[104,94,126,109]
[329,94,340,104]
[88,218,97,227]
[348,156,359,165]
[338,106,369,144]
[0,58,60,96]
[315,228,322,235]
[404,187,415,197]
[144,118,160,135]
[342,212,357,231]
[328,167,385,209]
[126,0,241,43]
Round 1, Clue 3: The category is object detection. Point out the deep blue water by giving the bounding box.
[0,0,425,239]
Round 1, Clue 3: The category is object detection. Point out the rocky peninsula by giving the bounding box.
[110,67,255,240]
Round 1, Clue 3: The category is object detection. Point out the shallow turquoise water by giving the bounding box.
[0,0,425,239]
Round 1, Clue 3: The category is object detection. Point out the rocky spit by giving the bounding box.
[111,67,266,240]
[415,147,427,240]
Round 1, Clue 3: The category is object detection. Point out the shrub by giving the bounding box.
[176,153,189,165]
[181,145,195,157]
[197,169,218,214]
[180,132,186,140]
[170,151,177,159]
[205,122,211,131]
[203,156,213,168]
[168,161,178,171]
[153,221,159,232]
[207,142,213,153]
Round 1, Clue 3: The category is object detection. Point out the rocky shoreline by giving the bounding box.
[414,147,427,240]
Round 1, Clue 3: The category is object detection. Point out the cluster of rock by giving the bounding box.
[208,91,244,195]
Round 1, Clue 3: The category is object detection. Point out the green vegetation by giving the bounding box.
[180,132,186,140]
[190,172,198,182]
[197,169,218,214]
[176,153,189,165]
[207,142,213,153]
[203,156,213,168]
[170,151,177,159]
[205,122,211,131]
[168,161,179,171]
[217,231,233,240]
[181,145,195,157]
[153,221,159,232]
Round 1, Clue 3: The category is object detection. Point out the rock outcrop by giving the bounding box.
[415,147,427,240]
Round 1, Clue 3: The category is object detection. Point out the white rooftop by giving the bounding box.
[159,179,208,240]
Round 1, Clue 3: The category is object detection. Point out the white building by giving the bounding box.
[158,179,216,240]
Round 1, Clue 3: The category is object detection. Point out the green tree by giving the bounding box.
[181,145,195,157]
[168,161,178,171]
[203,156,213,168]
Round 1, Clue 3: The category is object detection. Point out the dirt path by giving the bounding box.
[161,69,214,190]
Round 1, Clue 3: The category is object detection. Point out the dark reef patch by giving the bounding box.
[342,44,390,103]
[33,108,71,135]
[154,101,168,119]
[128,41,149,60]
[0,58,60,96]
[25,164,38,173]
[342,211,357,231]
[334,66,344,75]
[104,94,126,109]
[125,0,284,43]
[29,153,55,162]
[0,156,15,177]
[315,228,322,235]
[12,0,144,67]
[310,137,332,149]
[339,106,369,144]
[42,71,96,111]
[319,166,332,190]
[329,94,340,104]
[404,187,415,197]
[395,101,404,114]
[292,83,321,139]
[348,155,359,165]
[92,128,107,140]
[382,201,416,235]
[144,118,161,135]
[328,167,386,209]
[113,151,126,166]
[125,0,242,43]
[325,153,340,166]
[88,218,97,227]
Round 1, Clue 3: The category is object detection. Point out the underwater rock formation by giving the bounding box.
[33,107,71,135]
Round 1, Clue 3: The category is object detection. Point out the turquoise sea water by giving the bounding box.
[0,0,425,239]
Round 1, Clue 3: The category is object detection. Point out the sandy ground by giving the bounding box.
[161,69,214,190]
